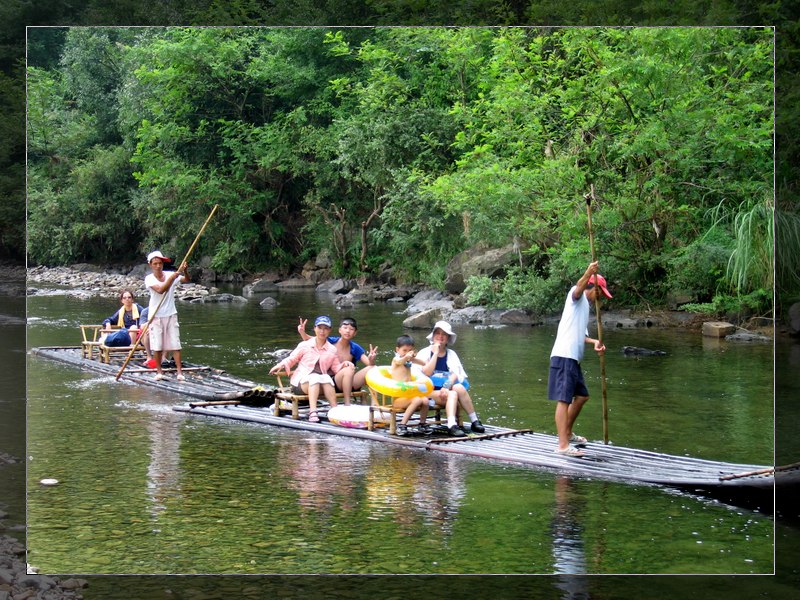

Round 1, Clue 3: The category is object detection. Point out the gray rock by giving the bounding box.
[243,279,279,295]
[498,309,535,325]
[406,289,452,314]
[203,294,247,304]
[725,332,771,342]
[259,297,279,309]
[315,279,354,294]
[448,306,489,324]
[402,308,443,330]
[445,244,521,293]
[622,346,667,356]
[276,278,316,289]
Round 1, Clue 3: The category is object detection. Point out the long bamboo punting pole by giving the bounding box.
[585,185,609,444]
[116,204,219,380]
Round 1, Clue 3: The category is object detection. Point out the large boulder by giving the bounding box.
[445,244,521,294]
[406,289,453,314]
[402,308,443,330]
[316,278,355,294]
[702,321,735,338]
[243,278,279,296]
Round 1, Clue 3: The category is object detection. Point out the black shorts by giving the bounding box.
[547,356,589,404]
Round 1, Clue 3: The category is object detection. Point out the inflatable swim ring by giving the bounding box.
[365,366,434,399]
[430,371,470,390]
[327,404,389,429]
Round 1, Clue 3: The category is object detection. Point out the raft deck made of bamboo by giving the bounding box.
[33,346,796,496]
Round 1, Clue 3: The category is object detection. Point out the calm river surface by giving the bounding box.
[22,287,785,577]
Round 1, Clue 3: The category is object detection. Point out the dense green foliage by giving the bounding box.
[26,26,778,316]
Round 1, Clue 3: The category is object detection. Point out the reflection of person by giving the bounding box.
[298,316,377,404]
[145,250,189,381]
[548,261,610,457]
[390,335,435,436]
[417,321,485,437]
[550,476,588,578]
[270,315,353,422]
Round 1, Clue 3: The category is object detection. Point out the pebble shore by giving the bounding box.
[26,264,218,302]
[1,452,88,600]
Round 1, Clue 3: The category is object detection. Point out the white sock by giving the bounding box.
[447,416,456,427]
[468,412,478,423]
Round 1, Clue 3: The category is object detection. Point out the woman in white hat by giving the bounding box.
[415,320,485,436]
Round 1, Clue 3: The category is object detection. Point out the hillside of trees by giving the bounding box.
[26,26,787,318]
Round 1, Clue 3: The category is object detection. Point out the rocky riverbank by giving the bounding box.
[25,263,782,339]
[1,453,89,600]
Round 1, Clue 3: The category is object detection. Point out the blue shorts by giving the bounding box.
[547,356,589,403]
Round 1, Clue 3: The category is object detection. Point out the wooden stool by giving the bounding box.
[367,387,442,435]
[273,371,367,419]
[80,325,103,360]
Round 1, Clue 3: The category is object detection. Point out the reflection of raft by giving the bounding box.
[32,345,797,509]
[327,404,388,429]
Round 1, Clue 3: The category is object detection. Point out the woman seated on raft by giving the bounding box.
[415,320,485,437]
[270,315,354,423]
[390,334,437,437]
[100,289,145,348]
[297,316,377,405]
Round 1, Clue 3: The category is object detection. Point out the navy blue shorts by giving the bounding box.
[547,356,589,403]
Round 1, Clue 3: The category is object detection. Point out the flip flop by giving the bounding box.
[555,445,586,458]
[308,411,320,423]
[569,433,588,445]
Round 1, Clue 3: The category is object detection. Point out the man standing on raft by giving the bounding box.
[145,250,189,381]
[548,261,611,457]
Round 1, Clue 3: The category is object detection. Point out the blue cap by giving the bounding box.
[314,315,332,328]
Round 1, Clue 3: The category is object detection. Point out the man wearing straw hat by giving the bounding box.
[548,261,610,457]
[145,250,189,381]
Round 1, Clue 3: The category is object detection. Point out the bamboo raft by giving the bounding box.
[32,346,799,498]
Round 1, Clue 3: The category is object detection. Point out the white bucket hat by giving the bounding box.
[426,320,457,345]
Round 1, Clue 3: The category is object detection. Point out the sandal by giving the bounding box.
[555,445,586,458]
[569,433,588,445]
[307,411,320,423]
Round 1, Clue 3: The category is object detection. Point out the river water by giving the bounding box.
[17,285,798,581]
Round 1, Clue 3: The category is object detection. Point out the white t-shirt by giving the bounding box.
[550,286,590,362]
[145,272,185,318]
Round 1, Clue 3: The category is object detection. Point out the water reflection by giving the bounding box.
[550,476,590,597]
[364,450,466,538]
[278,437,358,518]
[145,411,182,521]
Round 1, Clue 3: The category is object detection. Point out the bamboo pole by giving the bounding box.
[585,185,610,444]
[116,204,219,380]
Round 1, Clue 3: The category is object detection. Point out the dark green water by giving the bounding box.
[22,289,785,576]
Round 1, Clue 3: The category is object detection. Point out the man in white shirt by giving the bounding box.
[548,261,611,457]
[145,250,189,381]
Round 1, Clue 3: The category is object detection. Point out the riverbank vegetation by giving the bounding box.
[25,26,789,318]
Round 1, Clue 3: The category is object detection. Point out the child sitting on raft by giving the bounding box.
[391,335,436,436]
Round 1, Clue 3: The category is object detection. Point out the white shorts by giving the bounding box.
[300,373,334,387]
[149,314,181,352]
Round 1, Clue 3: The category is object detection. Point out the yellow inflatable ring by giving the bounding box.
[365,365,434,399]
